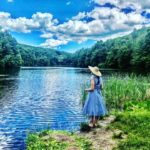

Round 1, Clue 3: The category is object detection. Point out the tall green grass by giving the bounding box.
[103,74,150,110]
[81,74,150,111]
[80,83,88,107]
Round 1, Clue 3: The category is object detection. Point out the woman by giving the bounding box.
[83,66,107,127]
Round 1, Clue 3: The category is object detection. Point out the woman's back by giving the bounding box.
[91,75,103,91]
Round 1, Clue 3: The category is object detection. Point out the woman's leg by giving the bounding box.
[96,116,99,122]
[89,116,94,127]
[89,116,93,123]
[93,116,99,126]
[92,116,97,126]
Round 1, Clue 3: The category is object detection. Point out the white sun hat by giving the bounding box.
[88,66,102,77]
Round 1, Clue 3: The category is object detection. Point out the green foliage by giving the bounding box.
[132,29,150,70]
[111,100,150,150]
[80,83,88,107]
[72,27,150,71]
[103,74,150,110]
[0,31,23,68]
[26,130,92,150]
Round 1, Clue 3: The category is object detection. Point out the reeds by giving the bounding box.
[103,74,150,110]
[80,83,88,107]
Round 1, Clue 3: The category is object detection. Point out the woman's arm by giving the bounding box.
[85,79,95,92]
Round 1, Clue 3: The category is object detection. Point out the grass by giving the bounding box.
[80,83,88,107]
[103,74,150,110]
[110,100,150,150]
[26,130,92,150]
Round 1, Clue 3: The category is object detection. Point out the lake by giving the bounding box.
[0,67,119,150]
[0,67,98,150]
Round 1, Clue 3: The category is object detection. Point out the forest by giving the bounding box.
[0,27,150,71]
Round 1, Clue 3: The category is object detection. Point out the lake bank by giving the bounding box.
[26,74,150,150]
[27,100,150,150]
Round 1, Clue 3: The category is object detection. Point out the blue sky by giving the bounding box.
[0,0,150,52]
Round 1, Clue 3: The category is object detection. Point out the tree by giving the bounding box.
[0,31,23,68]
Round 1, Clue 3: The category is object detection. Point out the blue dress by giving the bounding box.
[83,75,107,117]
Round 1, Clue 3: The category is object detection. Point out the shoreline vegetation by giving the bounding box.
[27,74,150,150]
[0,26,150,72]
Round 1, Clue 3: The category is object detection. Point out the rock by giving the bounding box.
[146,88,150,98]
[113,129,124,139]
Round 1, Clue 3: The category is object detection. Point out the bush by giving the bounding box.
[80,122,91,132]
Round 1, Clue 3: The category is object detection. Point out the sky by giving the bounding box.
[0,0,150,52]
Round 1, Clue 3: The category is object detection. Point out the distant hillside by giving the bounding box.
[18,44,73,66]
[0,27,150,71]
[0,29,73,68]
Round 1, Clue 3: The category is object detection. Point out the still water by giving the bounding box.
[0,67,96,150]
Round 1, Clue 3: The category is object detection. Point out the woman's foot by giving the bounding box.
[88,123,94,128]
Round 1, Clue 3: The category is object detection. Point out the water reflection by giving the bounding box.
[0,67,90,149]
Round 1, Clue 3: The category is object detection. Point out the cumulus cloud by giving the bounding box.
[0,0,150,48]
[72,12,86,20]
[92,0,150,10]
[40,38,68,47]
[0,12,58,33]
[42,6,147,46]
[40,33,53,38]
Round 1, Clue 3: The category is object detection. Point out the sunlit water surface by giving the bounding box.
[0,67,94,150]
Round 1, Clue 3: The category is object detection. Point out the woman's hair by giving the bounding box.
[96,76,100,85]
[93,74,100,85]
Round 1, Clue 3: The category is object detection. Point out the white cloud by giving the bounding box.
[0,0,150,48]
[72,12,86,20]
[40,38,68,47]
[92,0,150,10]
[0,12,58,33]
[92,7,146,28]
[40,33,53,38]
[39,6,148,47]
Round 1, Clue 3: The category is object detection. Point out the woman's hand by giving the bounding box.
[85,89,89,92]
